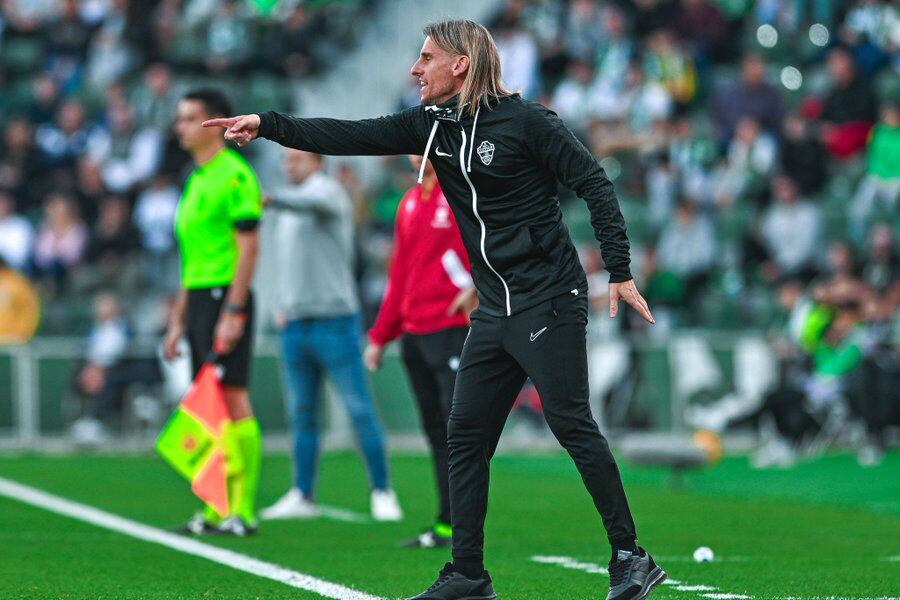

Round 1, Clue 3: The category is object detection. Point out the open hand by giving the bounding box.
[609,279,655,324]
[202,114,261,147]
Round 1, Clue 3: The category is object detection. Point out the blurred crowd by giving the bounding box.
[0,0,897,441]
[0,0,372,335]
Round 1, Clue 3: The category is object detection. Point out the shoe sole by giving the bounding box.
[636,566,667,600]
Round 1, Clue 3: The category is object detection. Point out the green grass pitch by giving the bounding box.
[0,451,898,599]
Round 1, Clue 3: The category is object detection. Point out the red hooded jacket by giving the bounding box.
[368,179,472,346]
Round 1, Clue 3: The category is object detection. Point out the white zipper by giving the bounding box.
[459,127,511,316]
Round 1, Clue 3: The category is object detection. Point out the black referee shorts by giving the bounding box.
[185,286,254,388]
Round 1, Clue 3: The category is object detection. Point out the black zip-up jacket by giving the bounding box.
[258,94,631,317]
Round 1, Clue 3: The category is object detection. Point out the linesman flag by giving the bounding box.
[155,360,241,517]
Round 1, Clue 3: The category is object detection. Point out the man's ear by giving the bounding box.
[452,55,470,78]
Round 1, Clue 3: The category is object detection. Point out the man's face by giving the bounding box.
[175,99,220,153]
[410,36,465,105]
[284,149,321,183]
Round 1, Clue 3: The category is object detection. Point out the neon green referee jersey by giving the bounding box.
[175,148,262,289]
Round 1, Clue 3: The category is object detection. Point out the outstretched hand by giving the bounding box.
[609,279,655,324]
[202,114,261,147]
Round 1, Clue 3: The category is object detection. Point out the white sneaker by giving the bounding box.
[259,488,319,520]
[217,515,257,537]
[371,489,403,522]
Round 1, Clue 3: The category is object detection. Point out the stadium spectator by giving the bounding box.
[269,4,314,76]
[34,99,100,171]
[84,0,133,89]
[73,157,107,223]
[820,47,878,158]
[75,194,141,295]
[133,174,180,292]
[71,291,130,444]
[32,192,88,292]
[673,0,729,61]
[710,54,784,147]
[88,100,163,194]
[0,189,34,272]
[643,28,697,106]
[714,116,778,207]
[862,224,899,294]
[656,201,716,318]
[561,0,605,62]
[493,12,539,99]
[25,74,61,126]
[550,60,601,136]
[131,63,181,133]
[593,5,635,92]
[631,0,676,39]
[667,115,716,209]
[823,241,859,286]
[779,113,828,196]
[760,176,821,282]
[42,0,94,92]
[849,101,899,241]
[204,0,253,74]
[0,117,41,210]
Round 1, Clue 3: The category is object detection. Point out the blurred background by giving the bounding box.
[0,0,897,469]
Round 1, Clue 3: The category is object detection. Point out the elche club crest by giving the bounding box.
[476,140,494,166]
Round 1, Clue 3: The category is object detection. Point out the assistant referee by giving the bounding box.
[163,89,263,537]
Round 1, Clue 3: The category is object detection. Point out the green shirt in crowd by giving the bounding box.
[866,123,900,180]
[175,148,262,289]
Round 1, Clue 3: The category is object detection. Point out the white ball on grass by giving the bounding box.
[693,546,714,563]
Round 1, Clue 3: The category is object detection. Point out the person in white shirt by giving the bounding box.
[761,175,822,281]
[0,190,34,272]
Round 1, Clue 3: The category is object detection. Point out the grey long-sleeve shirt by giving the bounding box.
[269,171,359,320]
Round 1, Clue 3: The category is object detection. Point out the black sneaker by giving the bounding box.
[175,514,219,536]
[401,527,453,548]
[606,547,667,600]
[406,562,497,600]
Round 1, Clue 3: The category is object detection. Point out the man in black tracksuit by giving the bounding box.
[204,19,666,600]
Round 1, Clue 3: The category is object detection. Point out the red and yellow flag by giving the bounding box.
[155,364,240,517]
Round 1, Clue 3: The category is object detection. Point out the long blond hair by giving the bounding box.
[423,19,512,116]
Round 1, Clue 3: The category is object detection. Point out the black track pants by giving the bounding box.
[448,292,637,562]
[401,327,469,525]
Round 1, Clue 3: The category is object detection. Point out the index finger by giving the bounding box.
[202,117,237,128]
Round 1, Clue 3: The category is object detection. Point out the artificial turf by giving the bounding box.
[0,451,897,599]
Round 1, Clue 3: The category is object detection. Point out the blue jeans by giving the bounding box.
[279,314,389,497]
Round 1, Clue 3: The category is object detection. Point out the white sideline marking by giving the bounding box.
[703,595,750,600]
[0,477,384,600]
[678,585,717,591]
[531,555,608,574]
[655,555,750,562]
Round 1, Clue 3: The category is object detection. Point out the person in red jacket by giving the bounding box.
[364,155,477,548]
